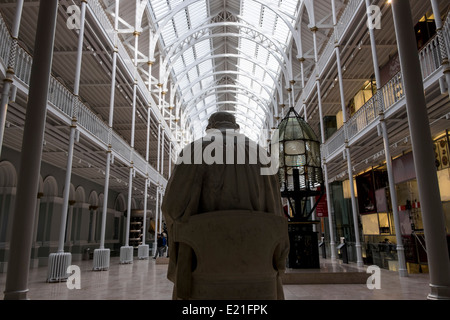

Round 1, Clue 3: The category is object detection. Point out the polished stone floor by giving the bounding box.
[0,256,432,300]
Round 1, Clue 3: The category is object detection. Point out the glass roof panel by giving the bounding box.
[173,10,189,38]
[160,22,177,47]
[242,4,262,27]
[148,0,302,141]
[191,82,201,95]
[172,58,185,75]
[201,77,214,89]
[204,95,215,106]
[187,0,208,29]
[187,68,198,84]
[238,76,252,88]
[182,47,196,67]
[260,7,276,33]
[239,38,257,58]
[198,59,213,75]
[150,0,170,19]
[194,39,212,58]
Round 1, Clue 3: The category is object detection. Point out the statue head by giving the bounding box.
[206,111,240,131]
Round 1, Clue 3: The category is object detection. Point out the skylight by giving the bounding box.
[148,0,301,142]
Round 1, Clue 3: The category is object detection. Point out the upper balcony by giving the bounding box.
[321,11,450,182]
[0,4,173,199]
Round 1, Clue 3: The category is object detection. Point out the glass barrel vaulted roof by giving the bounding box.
[148,0,301,142]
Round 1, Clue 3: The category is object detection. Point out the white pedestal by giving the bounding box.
[119,246,133,264]
[138,244,149,260]
[93,248,110,271]
[47,252,72,282]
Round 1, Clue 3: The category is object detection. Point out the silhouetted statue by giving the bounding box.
[162,111,289,300]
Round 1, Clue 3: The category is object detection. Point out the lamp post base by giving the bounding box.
[287,221,320,269]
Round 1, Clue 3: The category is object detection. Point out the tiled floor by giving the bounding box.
[283,259,431,300]
[0,256,432,300]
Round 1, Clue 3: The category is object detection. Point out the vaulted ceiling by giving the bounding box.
[110,0,341,142]
[1,0,447,201]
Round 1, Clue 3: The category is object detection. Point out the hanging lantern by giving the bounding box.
[277,107,324,220]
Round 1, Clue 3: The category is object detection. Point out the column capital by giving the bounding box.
[3,76,14,83]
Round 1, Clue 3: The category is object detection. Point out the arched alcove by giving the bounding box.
[0,161,17,244]
[98,193,104,208]
[88,190,99,207]
[114,193,127,212]
[0,161,17,188]
[68,183,76,202]
[75,186,86,204]
[43,176,58,197]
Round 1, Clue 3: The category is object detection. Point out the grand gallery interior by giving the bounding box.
[0,0,449,302]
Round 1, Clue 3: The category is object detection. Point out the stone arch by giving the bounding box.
[130,198,137,210]
[43,176,58,197]
[98,193,104,208]
[88,190,99,207]
[0,161,17,243]
[137,199,144,210]
[0,161,17,188]
[69,183,76,201]
[114,193,127,212]
[75,186,86,204]
[37,175,44,196]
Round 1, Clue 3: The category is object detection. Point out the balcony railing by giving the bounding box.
[0,17,10,66]
[86,0,180,158]
[87,0,150,103]
[346,95,378,141]
[419,35,443,80]
[0,14,162,184]
[321,24,448,162]
[380,72,403,112]
[301,0,364,103]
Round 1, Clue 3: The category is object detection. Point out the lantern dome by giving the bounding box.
[278,107,324,197]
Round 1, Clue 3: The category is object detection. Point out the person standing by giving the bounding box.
[153,233,165,259]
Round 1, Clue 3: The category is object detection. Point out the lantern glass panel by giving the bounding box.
[307,141,321,166]
[276,107,324,194]
[285,155,306,166]
[286,166,304,175]
[284,118,305,140]
[285,141,305,155]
